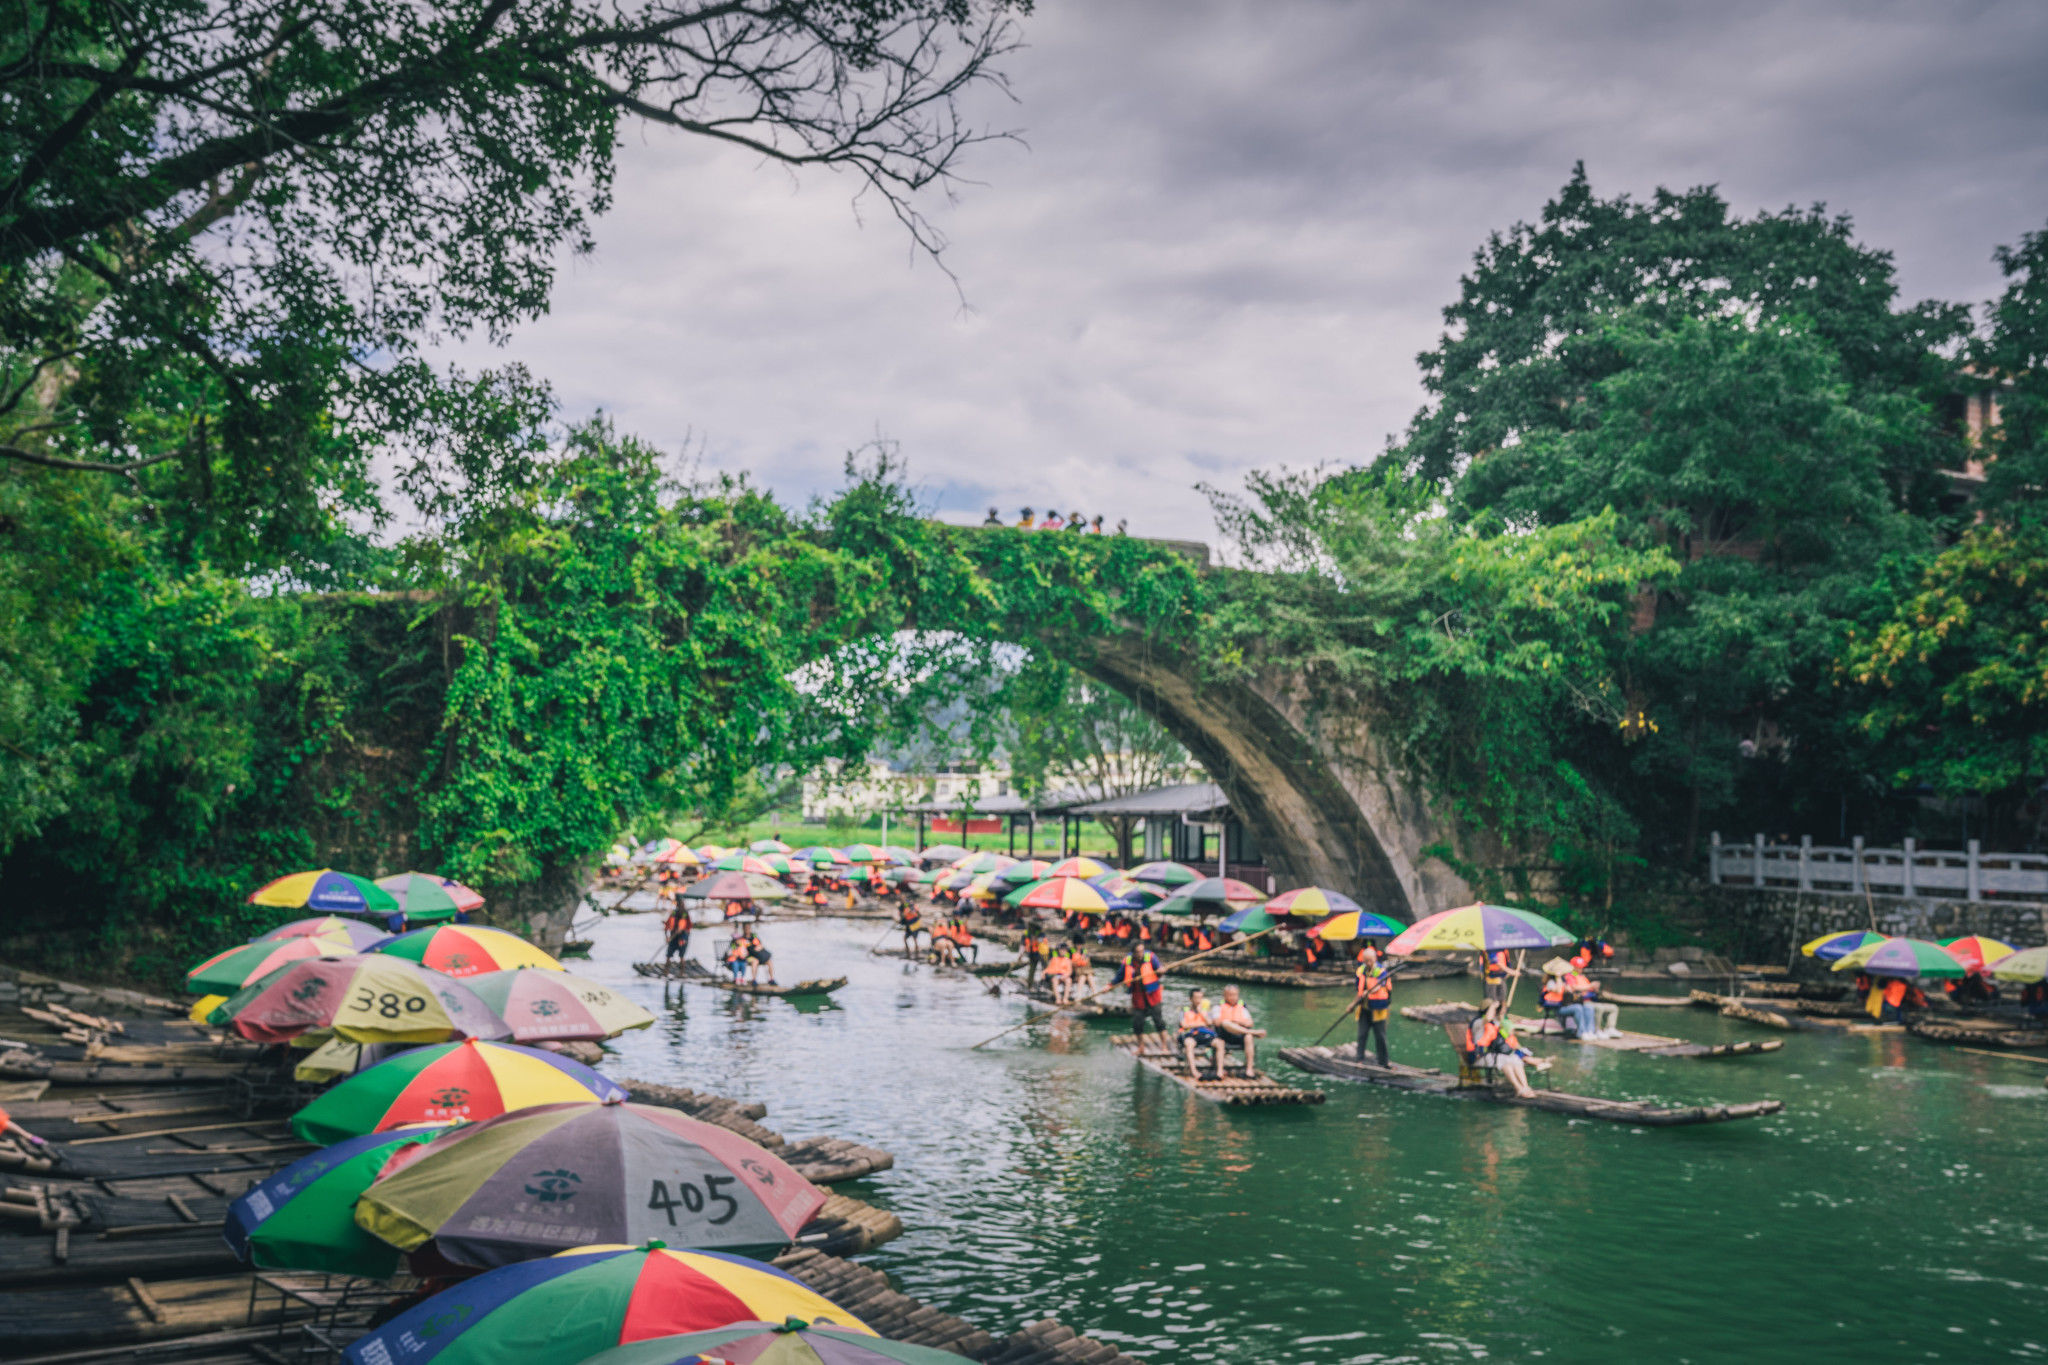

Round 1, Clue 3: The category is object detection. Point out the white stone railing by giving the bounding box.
[1709,832,2048,902]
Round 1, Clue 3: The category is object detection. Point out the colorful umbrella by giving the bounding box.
[710,853,784,876]
[996,860,1054,887]
[256,917,391,950]
[292,1039,628,1145]
[1128,861,1201,888]
[1942,935,2017,973]
[682,872,791,903]
[1307,909,1408,941]
[837,844,889,864]
[878,846,919,865]
[695,845,732,861]
[1153,877,1265,917]
[1016,876,1113,913]
[750,838,794,855]
[465,969,655,1043]
[355,1100,826,1268]
[1218,903,1284,935]
[210,956,510,1045]
[338,1245,873,1365]
[635,838,684,865]
[917,843,970,865]
[185,938,350,995]
[248,869,398,915]
[580,1321,968,1365]
[225,1127,449,1277]
[373,924,564,977]
[794,846,845,865]
[1830,936,1967,980]
[964,872,1003,901]
[949,851,1016,876]
[1384,903,1576,955]
[1989,946,2048,983]
[1265,886,1362,918]
[1044,856,1110,880]
[1799,929,1889,963]
[377,872,485,923]
[881,866,921,885]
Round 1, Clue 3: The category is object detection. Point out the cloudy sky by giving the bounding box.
[452,0,2048,541]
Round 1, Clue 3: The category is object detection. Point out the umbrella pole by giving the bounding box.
[1312,964,1403,1048]
[968,923,1282,1050]
[1502,949,1526,1017]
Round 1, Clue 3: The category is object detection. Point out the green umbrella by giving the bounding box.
[1000,876,1053,907]
[1990,946,2048,983]
[224,1127,449,1276]
[1830,935,1967,980]
[374,872,480,924]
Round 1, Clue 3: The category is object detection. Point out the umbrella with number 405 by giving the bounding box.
[354,1099,826,1268]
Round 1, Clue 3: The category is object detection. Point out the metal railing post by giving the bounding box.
[1709,831,1722,885]
[1752,833,1765,888]
[1798,835,1812,891]
[1968,839,1982,902]
[1902,837,1916,897]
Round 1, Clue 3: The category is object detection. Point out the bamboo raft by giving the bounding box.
[1906,1016,2048,1050]
[632,960,847,997]
[1278,1046,1784,1126]
[1109,1036,1324,1106]
[1693,992,1905,1034]
[1398,1002,1781,1059]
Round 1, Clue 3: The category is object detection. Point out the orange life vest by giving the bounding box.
[1463,1018,1500,1056]
[1483,952,1508,984]
[1180,1006,1212,1030]
[1122,952,1160,987]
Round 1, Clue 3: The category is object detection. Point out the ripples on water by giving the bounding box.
[585,914,2048,1363]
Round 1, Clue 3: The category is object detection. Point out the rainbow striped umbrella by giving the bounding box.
[996,860,1054,887]
[1218,903,1284,935]
[917,843,970,864]
[256,917,390,951]
[1942,935,2017,973]
[355,1100,826,1267]
[694,845,731,861]
[1265,886,1362,918]
[1307,909,1408,941]
[1101,878,1169,911]
[750,838,793,854]
[634,838,684,865]
[465,969,655,1043]
[186,938,350,995]
[210,956,509,1045]
[1153,877,1265,917]
[1830,936,1967,980]
[1045,856,1111,879]
[338,1245,873,1365]
[1989,946,2048,983]
[373,925,563,977]
[225,1127,449,1277]
[1128,861,1201,888]
[838,844,889,864]
[248,869,398,915]
[291,1039,627,1144]
[795,846,846,866]
[1017,876,1113,914]
[1385,903,1575,955]
[581,1322,968,1365]
[653,844,702,867]
[682,872,791,903]
[1800,930,1888,963]
[710,853,784,876]
[376,872,485,922]
[878,846,919,865]
[950,851,1016,876]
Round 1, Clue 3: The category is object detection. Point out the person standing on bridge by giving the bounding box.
[983,507,1002,526]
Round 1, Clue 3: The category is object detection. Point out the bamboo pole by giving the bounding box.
[1311,964,1402,1047]
[968,923,1285,1050]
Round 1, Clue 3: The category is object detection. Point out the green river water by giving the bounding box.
[580,912,2048,1363]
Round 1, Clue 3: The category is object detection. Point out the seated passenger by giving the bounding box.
[1461,1002,1538,1098]
[1211,984,1266,1076]
[1177,988,1221,1076]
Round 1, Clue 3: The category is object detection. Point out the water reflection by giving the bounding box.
[582,912,2048,1364]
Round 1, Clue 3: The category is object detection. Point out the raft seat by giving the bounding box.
[1444,1023,1501,1090]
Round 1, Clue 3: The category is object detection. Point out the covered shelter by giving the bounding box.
[1067,782,1270,888]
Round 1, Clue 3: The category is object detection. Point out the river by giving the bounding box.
[579,911,2048,1363]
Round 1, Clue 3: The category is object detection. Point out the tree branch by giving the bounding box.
[0,444,180,473]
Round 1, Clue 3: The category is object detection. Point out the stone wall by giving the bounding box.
[1652,883,2047,972]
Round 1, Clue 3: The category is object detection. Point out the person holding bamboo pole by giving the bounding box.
[1355,955,1395,1066]
[1119,942,1169,1055]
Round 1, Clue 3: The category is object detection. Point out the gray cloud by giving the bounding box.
[445,0,2048,540]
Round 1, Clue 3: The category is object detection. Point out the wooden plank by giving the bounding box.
[1110,1037,1324,1106]
[1278,1045,1785,1127]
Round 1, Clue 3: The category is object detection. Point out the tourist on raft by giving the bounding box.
[721,932,750,984]
[1177,988,1221,1077]
[1355,951,1395,1066]
[1539,963,1597,1039]
[662,904,692,966]
[1120,941,1168,1053]
[1019,926,1050,989]
[1482,949,1511,1006]
[740,927,775,986]
[1045,942,1075,1004]
[898,901,924,956]
[1212,984,1266,1076]
[1462,1002,1538,1098]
